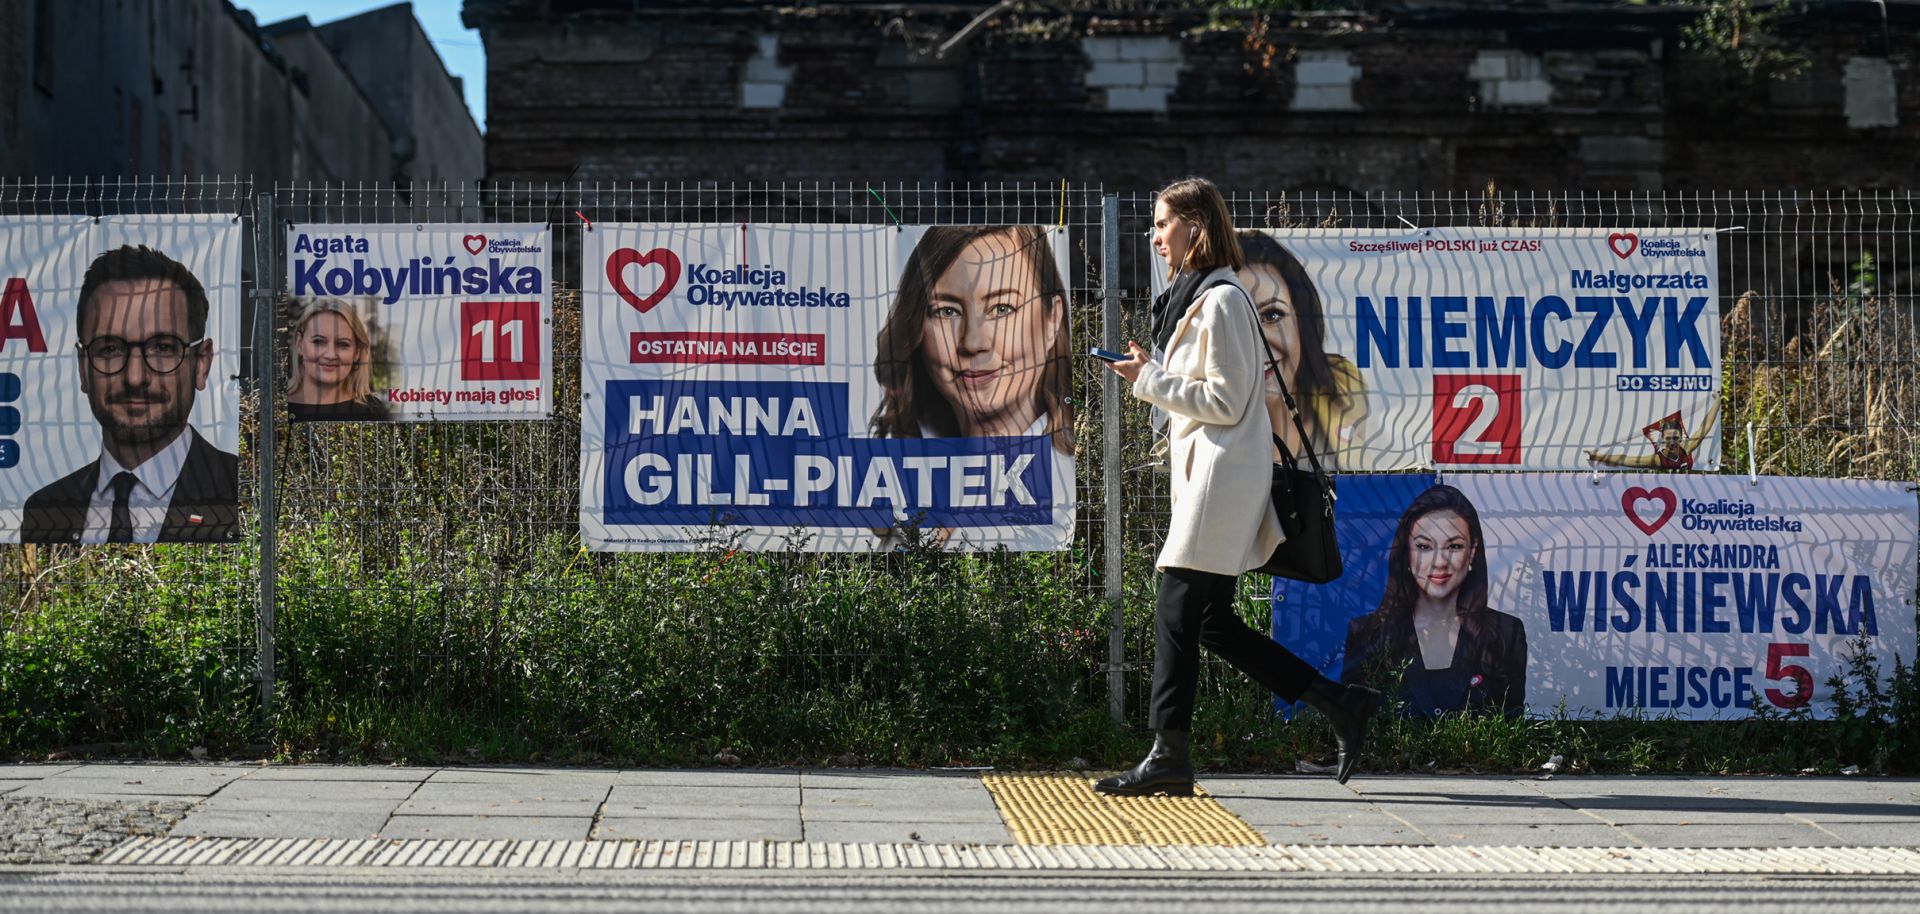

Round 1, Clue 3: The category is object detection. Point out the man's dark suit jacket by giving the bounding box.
[20,426,239,544]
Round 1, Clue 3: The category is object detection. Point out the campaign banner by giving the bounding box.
[1274,473,1917,720]
[284,224,551,421]
[1159,228,1721,470]
[580,223,1075,552]
[0,215,243,544]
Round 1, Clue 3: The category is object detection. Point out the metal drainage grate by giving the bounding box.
[97,838,1920,875]
[983,773,1264,846]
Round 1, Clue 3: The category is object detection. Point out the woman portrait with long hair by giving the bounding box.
[1342,484,1527,717]
[870,224,1073,547]
[1235,231,1367,469]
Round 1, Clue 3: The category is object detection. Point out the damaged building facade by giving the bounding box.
[462,0,1915,193]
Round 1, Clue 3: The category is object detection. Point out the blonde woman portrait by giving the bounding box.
[286,298,390,423]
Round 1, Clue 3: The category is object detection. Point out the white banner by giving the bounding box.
[1163,228,1722,470]
[1275,474,1918,720]
[580,223,1075,552]
[0,215,243,544]
[285,224,552,421]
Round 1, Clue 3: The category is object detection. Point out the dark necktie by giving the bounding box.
[108,471,137,543]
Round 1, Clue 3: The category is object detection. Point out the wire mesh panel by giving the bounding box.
[1113,188,1920,732]
[2,182,1913,758]
[0,177,261,752]
[267,182,1114,762]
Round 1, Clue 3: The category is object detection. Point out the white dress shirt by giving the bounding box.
[80,429,193,544]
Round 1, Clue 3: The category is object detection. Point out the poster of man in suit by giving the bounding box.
[0,216,241,544]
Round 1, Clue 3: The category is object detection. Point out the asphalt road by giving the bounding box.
[4,871,1919,914]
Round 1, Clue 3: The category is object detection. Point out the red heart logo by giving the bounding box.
[1607,232,1638,259]
[606,247,681,315]
[1621,486,1677,535]
[463,234,487,255]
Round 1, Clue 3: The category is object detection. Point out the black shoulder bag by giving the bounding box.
[1216,280,1344,583]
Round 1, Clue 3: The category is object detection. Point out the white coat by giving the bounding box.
[1132,267,1283,576]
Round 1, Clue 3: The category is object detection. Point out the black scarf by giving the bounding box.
[1149,268,1211,356]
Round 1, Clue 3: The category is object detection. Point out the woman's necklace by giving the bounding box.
[1412,604,1458,670]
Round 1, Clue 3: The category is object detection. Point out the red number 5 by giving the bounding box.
[1763,642,1813,709]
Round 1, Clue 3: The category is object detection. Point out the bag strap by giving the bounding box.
[1204,278,1330,479]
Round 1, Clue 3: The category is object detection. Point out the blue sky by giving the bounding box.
[236,1,488,132]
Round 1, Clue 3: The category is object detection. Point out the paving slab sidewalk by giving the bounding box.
[2,762,1917,851]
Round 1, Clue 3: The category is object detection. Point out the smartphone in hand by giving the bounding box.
[1086,347,1129,363]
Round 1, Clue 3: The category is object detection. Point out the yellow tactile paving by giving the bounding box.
[981,773,1265,847]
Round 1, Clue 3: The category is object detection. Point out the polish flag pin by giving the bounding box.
[188,515,204,525]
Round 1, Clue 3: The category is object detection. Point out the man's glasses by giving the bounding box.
[77,335,206,375]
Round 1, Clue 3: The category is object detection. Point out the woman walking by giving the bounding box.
[1100,178,1379,794]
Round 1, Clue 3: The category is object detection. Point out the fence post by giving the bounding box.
[251,192,277,718]
[1101,193,1125,726]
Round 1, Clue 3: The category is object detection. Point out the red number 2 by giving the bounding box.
[1432,374,1521,464]
[1763,642,1813,709]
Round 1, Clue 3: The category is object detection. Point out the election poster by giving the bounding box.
[284,224,551,421]
[0,215,243,544]
[580,223,1075,552]
[1272,473,1918,720]
[1157,228,1721,470]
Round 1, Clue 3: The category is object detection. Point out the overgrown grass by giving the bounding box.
[263,528,1119,767]
[0,544,258,755]
[4,529,1915,775]
[4,238,1917,774]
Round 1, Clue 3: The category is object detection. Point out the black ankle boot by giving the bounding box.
[1094,730,1194,797]
[1301,679,1380,785]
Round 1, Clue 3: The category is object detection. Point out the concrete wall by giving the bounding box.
[0,0,291,180]
[265,22,396,185]
[463,1,1916,193]
[317,3,485,184]
[0,0,478,185]
[0,1,28,177]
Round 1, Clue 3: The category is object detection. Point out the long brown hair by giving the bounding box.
[871,225,1073,455]
[1237,230,1354,415]
[1154,177,1244,280]
[1349,484,1501,673]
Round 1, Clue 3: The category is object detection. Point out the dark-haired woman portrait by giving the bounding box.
[1235,231,1367,469]
[870,225,1073,547]
[1342,484,1528,717]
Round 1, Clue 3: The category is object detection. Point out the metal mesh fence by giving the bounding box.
[0,177,263,749]
[1,181,1915,753]
[263,182,1116,758]
[1113,188,1920,726]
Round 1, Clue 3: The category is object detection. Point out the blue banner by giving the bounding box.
[1273,473,1917,720]
[600,379,1055,529]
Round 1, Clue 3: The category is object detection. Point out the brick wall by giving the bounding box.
[464,2,1916,193]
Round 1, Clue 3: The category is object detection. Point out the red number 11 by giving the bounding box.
[460,301,539,381]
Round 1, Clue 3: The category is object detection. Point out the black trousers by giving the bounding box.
[1149,566,1323,731]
